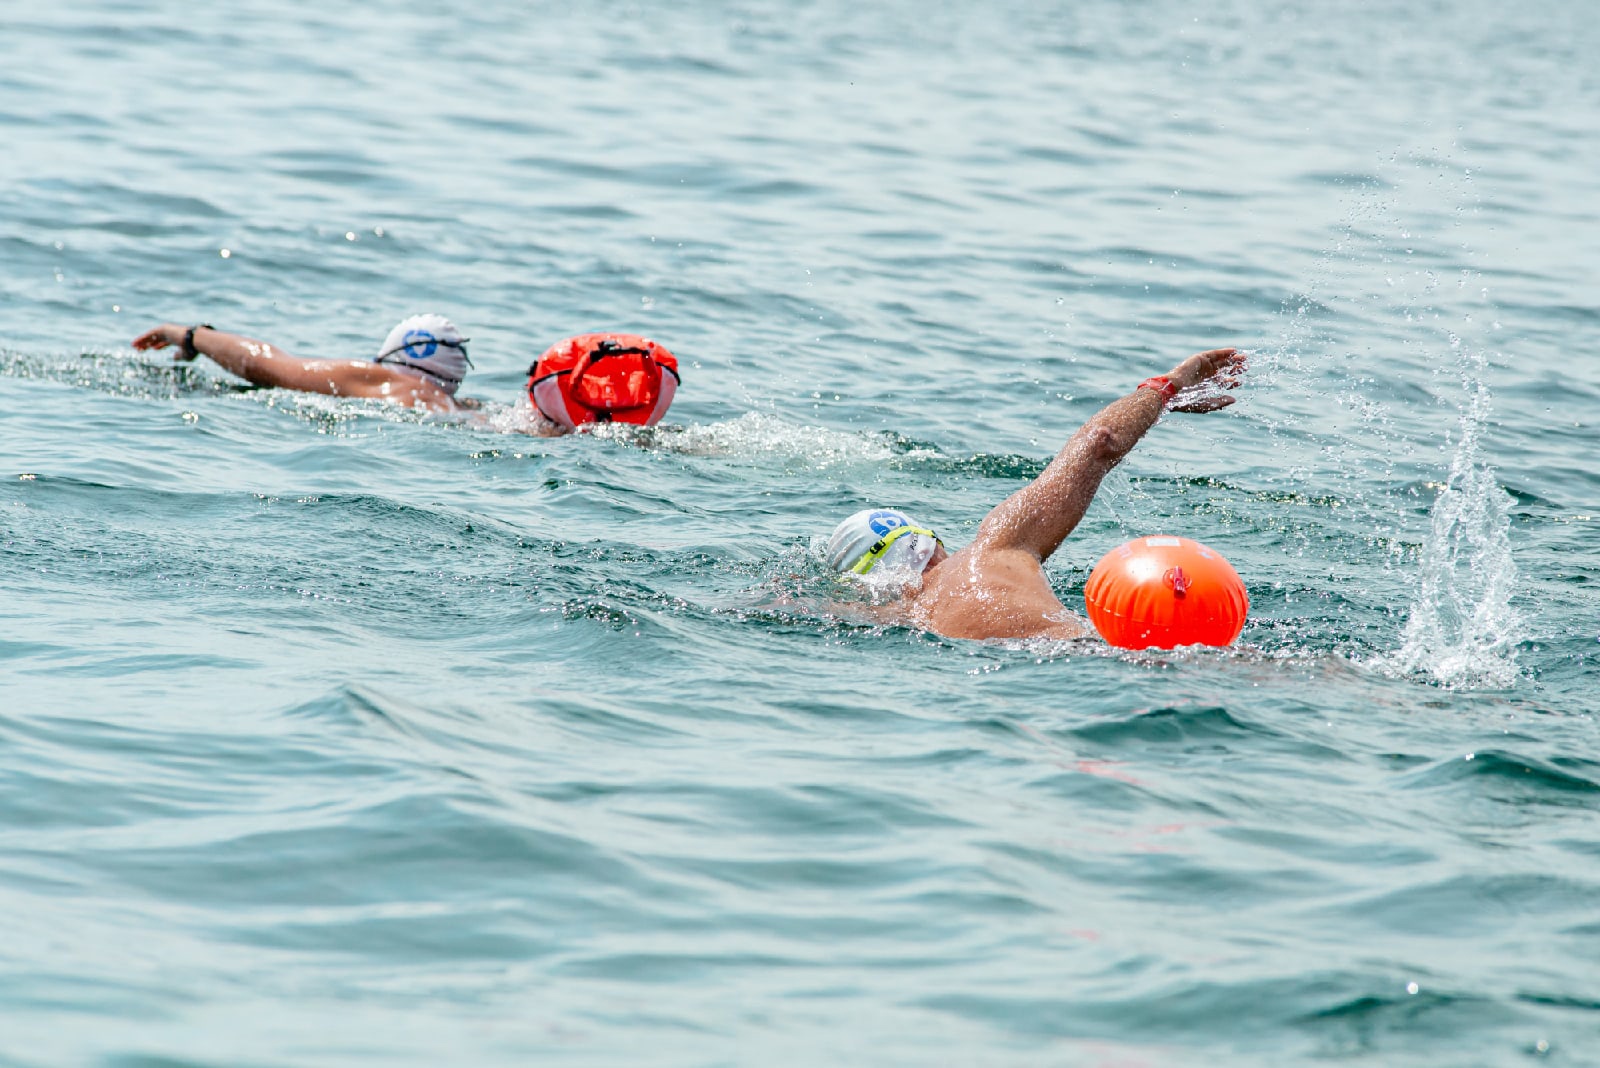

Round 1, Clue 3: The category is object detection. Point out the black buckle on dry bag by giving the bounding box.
[589,339,652,360]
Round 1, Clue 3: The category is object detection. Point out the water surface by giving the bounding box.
[2,1,1597,1064]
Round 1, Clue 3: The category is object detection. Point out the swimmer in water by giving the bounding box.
[825,348,1247,642]
[133,315,477,414]
[133,322,681,435]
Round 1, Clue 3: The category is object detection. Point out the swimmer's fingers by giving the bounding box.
[1167,347,1242,391]
[1197,351,1248,393]
[1204,349,1248,383]
[1169,391,1236,414]
[131,325,182,353]
[1169,366,1245,412]
[130,328,169,351]
[1159,347,1245,413]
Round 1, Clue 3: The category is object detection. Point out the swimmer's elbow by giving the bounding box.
[1083,421,1126,464]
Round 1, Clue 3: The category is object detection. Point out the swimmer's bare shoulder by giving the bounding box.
[819,348,1244,643]
[908,543,1092,641]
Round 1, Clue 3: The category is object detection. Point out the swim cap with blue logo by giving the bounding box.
[827,508,941,576]
[376,313,472,395]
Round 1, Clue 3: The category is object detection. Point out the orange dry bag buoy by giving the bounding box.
[1083,535,1248,650]
[527,333,681,430]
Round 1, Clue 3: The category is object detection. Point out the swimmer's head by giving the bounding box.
[827,508,944,578]
[376,314,473,395]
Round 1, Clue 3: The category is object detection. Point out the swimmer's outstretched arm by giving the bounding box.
[132,323,455,411]
[971,348,1245,563]
[134,324,306,387]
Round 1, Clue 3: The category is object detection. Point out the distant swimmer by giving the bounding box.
[825,348,1247,642]
[133,315,473,413]
[133,321,684,434]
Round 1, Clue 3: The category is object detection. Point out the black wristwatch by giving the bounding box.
[182,323,214,360]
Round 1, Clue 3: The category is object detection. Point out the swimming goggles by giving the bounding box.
[850,525,942,575]
[377,335,474,363]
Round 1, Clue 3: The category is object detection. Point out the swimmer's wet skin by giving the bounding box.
[826,348,1247,642]
[131,316,475,413]
[133,321,683,435]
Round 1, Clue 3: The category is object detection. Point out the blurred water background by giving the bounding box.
[2,1,1597,1064]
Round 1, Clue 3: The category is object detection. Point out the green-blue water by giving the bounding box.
[3,2,1597,1063]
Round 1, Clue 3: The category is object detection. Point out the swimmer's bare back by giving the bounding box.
[896,349,1247,642]
[133,324,459,412]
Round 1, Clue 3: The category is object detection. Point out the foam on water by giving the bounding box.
[0,348,234,402]
[639,411,909,465]
[464,398,557,439]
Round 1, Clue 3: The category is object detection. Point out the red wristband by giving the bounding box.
[1137,376,1178,404]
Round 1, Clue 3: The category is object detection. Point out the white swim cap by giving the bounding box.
[827,508,942,576]
[376,313,472,395]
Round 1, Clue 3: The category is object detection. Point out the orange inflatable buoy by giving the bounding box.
[527,333,681,430]
[1083,535,1248,649]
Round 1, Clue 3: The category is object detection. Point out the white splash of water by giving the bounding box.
[1384,353,1522,688]
[469,398,553,437]
[642,411,917,466]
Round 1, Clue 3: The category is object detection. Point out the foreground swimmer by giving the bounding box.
[132,314,474,412]
[825,348,1246,641]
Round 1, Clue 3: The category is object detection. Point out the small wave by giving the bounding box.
[1066,704,1283,748]
[1400,749,1600,797]
[888,450,1047,480]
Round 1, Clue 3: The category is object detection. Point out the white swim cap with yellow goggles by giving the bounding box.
[827,509,943,577]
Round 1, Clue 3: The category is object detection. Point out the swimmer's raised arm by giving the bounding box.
[132,323,456,411]
[970,348,1245,563]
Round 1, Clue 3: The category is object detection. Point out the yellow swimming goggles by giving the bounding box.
[850,525,942,575]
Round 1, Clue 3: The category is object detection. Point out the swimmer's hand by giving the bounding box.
[1164,348,1246,413]
[132,324,190,359]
